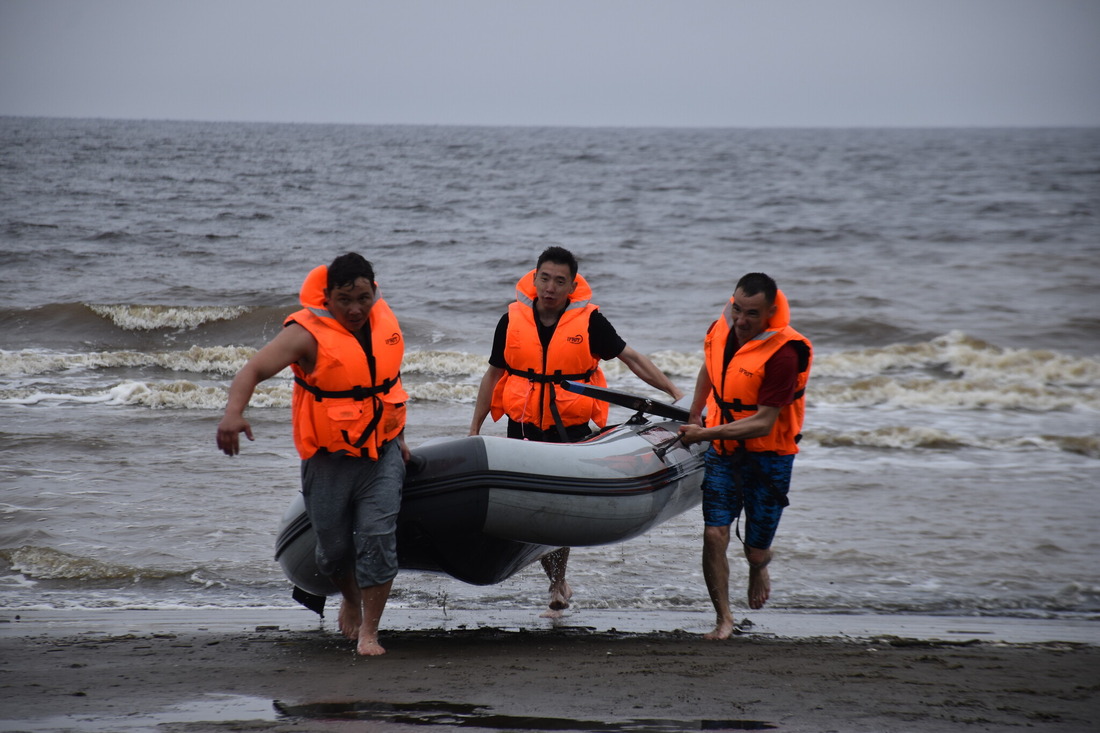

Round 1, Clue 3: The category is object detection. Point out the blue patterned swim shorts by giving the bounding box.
[701,446,794,550]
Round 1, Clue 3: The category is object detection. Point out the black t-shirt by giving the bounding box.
[488,305,626,369]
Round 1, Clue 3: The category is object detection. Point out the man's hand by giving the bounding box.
[217,415,254,456]
[678,423,708,446]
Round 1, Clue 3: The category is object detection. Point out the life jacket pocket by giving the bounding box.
[326,402,364,423]
[318,399,380,452]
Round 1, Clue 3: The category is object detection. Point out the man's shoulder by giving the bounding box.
[282,319,323,347]
[773,340,800,355]
[777,337,810,370]
[588,308,612,327]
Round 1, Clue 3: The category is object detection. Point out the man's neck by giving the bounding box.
[534,299,566,327]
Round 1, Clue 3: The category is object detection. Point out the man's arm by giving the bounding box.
[686,363,711,426]
[679,344,798,445]
[679,404,780,446]
[394,430,411,463]
[469,364,505,436]
[216,323,315,456]
[470,314,509,436]
[616,345,684,401]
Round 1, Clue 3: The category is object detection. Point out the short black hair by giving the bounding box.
[536,246,578,278]
[735,272,778,305]
[327,252,375,291]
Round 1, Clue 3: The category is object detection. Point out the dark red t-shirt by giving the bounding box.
[757,342,800,407]
[720,325,804,407]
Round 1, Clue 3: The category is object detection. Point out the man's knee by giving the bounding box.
[703,525,730,549]
[354,532,398,588]
[743,545,772,569]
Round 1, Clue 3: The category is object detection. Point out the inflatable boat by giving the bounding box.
[274,382,706,611]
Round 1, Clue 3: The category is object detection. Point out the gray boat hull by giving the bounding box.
[274,413,705,598]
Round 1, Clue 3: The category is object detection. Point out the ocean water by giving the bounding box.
[1,117,1098,624]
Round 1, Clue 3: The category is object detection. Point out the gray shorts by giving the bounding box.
[300,440,405,588]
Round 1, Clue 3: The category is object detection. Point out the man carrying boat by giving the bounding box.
[469,246,683,617]
[678,273,812,640]
[216,253,408,656]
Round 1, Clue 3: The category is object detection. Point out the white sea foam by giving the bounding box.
[0,389,113,406]
[0,346,258,378]
[806,426,1100,457]
[5,335,1097,414]
[102,380,292,410]
[0,573,37,589]
[809,375,1099,411]
[811,331,1100,411]
[409,381,479,403]
[87,304,251,330]
[814,331,1100,385]
[401,350,487,377]
[0,546,181,582]
[647,350,704,379]
[400,349,702,381]
[164,346,259,375]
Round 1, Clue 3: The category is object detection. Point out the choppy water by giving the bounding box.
[1,117,1098,623]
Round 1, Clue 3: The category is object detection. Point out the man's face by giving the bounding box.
[533,261,577,315]
[730,288,775,346]
[325,277,376,333]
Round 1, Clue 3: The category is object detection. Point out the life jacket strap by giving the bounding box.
[728,446,791,511]
[342,396,385,450]
[504,366,597,383]
[504,366,597,441]
[546,382,572,442]
[294,374,401,402]
[712,387,804,416]
[713,393,758,414]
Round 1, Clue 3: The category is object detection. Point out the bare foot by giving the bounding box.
[547,580,573,611]
[356,636,386,656]
[703,617,736,640]
[338,599,361,640]
[539,608,565,619]
[748,565,771,610]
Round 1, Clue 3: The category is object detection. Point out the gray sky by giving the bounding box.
[2,0,1098,127]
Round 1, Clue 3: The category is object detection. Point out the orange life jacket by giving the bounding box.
[286,265,408,460]
[703,289,812,456]
[490,269,609,431]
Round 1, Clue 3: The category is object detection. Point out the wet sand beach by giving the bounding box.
[1,610,1097,732]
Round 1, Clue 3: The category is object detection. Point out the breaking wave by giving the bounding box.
[0,345,257,377]
[3,332,1097,442]
[812,331,1100,411]
[807,426,1100,458]
[814,330,1099,386]
[0,546,186,583]
[88,304,252,331]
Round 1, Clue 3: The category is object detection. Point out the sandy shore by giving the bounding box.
[1,609,1097,733]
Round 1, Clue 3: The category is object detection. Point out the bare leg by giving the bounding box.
[355,579,393,656]
[332,571,362,641]
[745,546,773,610]
[702,525,736,640]
[539,547,573,618]
[331,572,393,655]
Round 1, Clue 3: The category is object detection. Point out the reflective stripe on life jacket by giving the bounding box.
[703,288,812,456]
[287,265,407,460]
[490,269,609,432]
